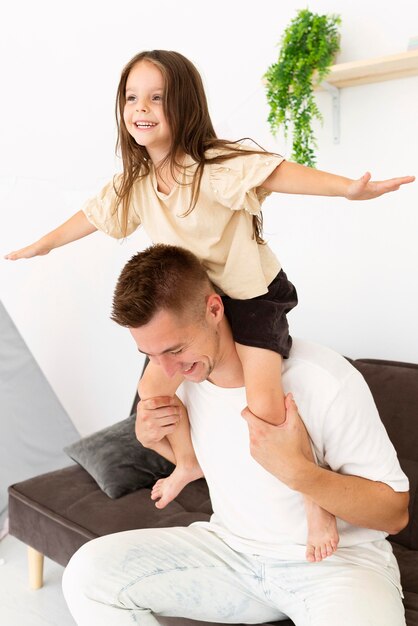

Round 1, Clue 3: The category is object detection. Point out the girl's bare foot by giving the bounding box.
[305,500,339,563]
[150,464,203,509]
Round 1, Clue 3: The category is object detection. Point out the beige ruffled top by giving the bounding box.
[83,147,284,298]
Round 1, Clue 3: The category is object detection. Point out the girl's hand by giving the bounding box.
[345,172,415,200]
[4,241,51,260]
[5,211,98,261]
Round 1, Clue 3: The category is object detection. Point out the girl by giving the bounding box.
[5,50,414,563]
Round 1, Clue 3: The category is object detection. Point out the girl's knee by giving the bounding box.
[246,388,286,425]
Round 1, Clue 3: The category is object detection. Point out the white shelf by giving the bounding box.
[316,49,418,143]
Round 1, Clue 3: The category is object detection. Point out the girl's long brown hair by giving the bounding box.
[115,50,276,242]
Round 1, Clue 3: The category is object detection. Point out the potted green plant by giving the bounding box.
[264,9,341,167]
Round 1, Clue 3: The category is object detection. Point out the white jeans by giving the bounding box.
[62,526,406,626]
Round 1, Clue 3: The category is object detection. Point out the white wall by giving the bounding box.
[1,0,417,435]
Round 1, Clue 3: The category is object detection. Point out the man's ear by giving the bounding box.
[206,293,224,322]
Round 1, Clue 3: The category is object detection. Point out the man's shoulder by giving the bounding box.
[286,338,361,388]
[285,339,373,427]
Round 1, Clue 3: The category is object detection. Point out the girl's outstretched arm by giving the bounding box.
[261,160,415,199]
[5,210,97,260]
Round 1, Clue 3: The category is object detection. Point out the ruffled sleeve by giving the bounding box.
[82,174,141,239]
[209,149,284,215]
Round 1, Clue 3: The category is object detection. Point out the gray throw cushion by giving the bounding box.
[64,414,175,498]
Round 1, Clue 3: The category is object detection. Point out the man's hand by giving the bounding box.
[345,172,415,200]
[135,396,181,448]
[241,393,312,489]
[243,394,409,532]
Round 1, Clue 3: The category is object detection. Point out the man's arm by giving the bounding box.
[242,394,409,535]
[135,394,184,464]
[295,462,409,534]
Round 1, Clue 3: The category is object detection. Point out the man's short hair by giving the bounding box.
[111,244,212,328]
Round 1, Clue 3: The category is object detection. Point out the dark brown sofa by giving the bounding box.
[8,357,418,625]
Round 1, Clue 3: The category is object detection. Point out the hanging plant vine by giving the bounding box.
[264,9,341,167]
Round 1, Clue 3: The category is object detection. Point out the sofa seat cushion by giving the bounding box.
[8,465,212,567]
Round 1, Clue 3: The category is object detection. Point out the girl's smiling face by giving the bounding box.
[123,61,171,162]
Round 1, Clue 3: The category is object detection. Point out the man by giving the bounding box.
[63,244,409,625]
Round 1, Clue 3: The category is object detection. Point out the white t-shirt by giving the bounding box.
[177,338,409,562]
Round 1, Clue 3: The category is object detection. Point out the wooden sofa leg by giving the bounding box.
[28,546,44,589]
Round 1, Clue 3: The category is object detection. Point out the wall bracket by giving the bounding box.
[321,81,340,144]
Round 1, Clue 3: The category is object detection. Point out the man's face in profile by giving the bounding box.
[130,305,221,383]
